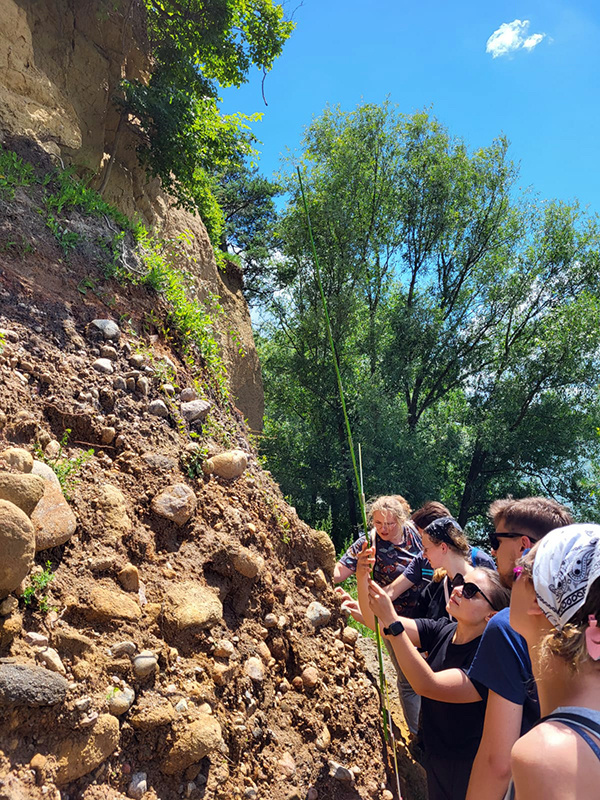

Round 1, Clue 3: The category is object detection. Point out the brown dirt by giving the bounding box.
[0,181,426,800]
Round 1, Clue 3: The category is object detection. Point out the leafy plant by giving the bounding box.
[0,147,36,199]
[34,429,94,500]
[45,213,81,256]
[22,562,54,611]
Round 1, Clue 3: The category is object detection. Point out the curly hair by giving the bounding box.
[367,495,410,527]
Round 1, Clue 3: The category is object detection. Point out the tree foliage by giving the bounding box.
[258,102,600,547]
[214,164,286,301]
[119,0,293,243]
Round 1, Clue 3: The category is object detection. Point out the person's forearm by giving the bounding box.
[388,636,481,703]
[466,744,512,800]
[465,691,522,800]
[333,562,352,583]
[385,573,414,601]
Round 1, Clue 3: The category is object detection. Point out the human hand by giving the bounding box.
[367,579,398,628]
[356,541,375,579]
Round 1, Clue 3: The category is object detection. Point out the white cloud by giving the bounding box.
[486,19,546,58]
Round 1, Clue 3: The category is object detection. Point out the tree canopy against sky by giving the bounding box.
[117,0,293,244]
[258,101,600,546]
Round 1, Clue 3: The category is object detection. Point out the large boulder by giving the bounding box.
[0,499,35,599]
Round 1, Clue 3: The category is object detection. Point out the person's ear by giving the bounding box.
[527,595,545,618]
[485,611,496,622]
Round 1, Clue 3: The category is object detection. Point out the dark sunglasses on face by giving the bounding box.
[451,572,499,611]
[488,531,526,551]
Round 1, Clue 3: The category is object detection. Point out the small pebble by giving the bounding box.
[133,650,158,677]
[128,771,147,799]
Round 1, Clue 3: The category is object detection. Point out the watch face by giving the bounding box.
[388,621,404,636]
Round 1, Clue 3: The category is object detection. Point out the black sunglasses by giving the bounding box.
[451,572,499,611]
[488,531,526,551]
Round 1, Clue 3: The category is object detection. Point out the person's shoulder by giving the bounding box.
[482,607,515,637]
[511,722,580,791]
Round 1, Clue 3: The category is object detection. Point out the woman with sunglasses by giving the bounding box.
[379,515,496,619]
[366,567,510,800]
[507,524,600,800]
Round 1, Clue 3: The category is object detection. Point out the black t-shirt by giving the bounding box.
[416,618,488,759]
[414,576,451,621]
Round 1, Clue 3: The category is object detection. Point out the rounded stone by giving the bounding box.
[180,399,211,423]
[54,713,120,785]
[32,482,77,551]
[107,686,135,716]
[0,499,35,599]
[0,662,68,707]
[244,657,265,683]
[118,563,140,592]
[161,714,222,775]
[202,450,248,480]
[149,399,170,418]
[301,666,320,689]
[164,582,223,631]
[91,319,121,340]
[133,651,158,678]
[92,358,114,374]
[151,484,197,527]
[0,472,45,516]
[342,626,359,645]
[306,602,331,628]
[31,460,61,487]
[0,447,33,473]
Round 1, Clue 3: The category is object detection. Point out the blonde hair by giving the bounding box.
[519,547,600,672]
[367,495,410,528]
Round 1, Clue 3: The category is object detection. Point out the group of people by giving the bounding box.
[333,495,600,800]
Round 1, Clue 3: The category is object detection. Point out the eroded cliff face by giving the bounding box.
[0,0,264,431]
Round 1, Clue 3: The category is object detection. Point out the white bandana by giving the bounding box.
[533,524,600,630]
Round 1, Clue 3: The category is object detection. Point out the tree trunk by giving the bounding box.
[458,443,488,526]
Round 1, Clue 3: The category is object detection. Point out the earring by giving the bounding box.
[585,616,600,662]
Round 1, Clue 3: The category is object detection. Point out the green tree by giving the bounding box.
[116,1,293,243]
[214,165,284,302]
[260,102,600,544]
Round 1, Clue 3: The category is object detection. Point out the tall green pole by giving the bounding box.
[296,166,390,731]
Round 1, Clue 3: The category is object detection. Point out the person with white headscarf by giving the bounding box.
[508,524,600,800]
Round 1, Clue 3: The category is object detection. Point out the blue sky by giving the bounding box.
[221,1,600,211]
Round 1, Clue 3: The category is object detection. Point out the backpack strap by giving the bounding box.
[470,546,479,565]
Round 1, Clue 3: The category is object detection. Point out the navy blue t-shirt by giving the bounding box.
[467,607,540,734]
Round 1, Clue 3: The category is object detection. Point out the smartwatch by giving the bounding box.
[383,620,405,636]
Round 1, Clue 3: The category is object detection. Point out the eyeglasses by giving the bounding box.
[451,572,499,611]
[488,531,526,551]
